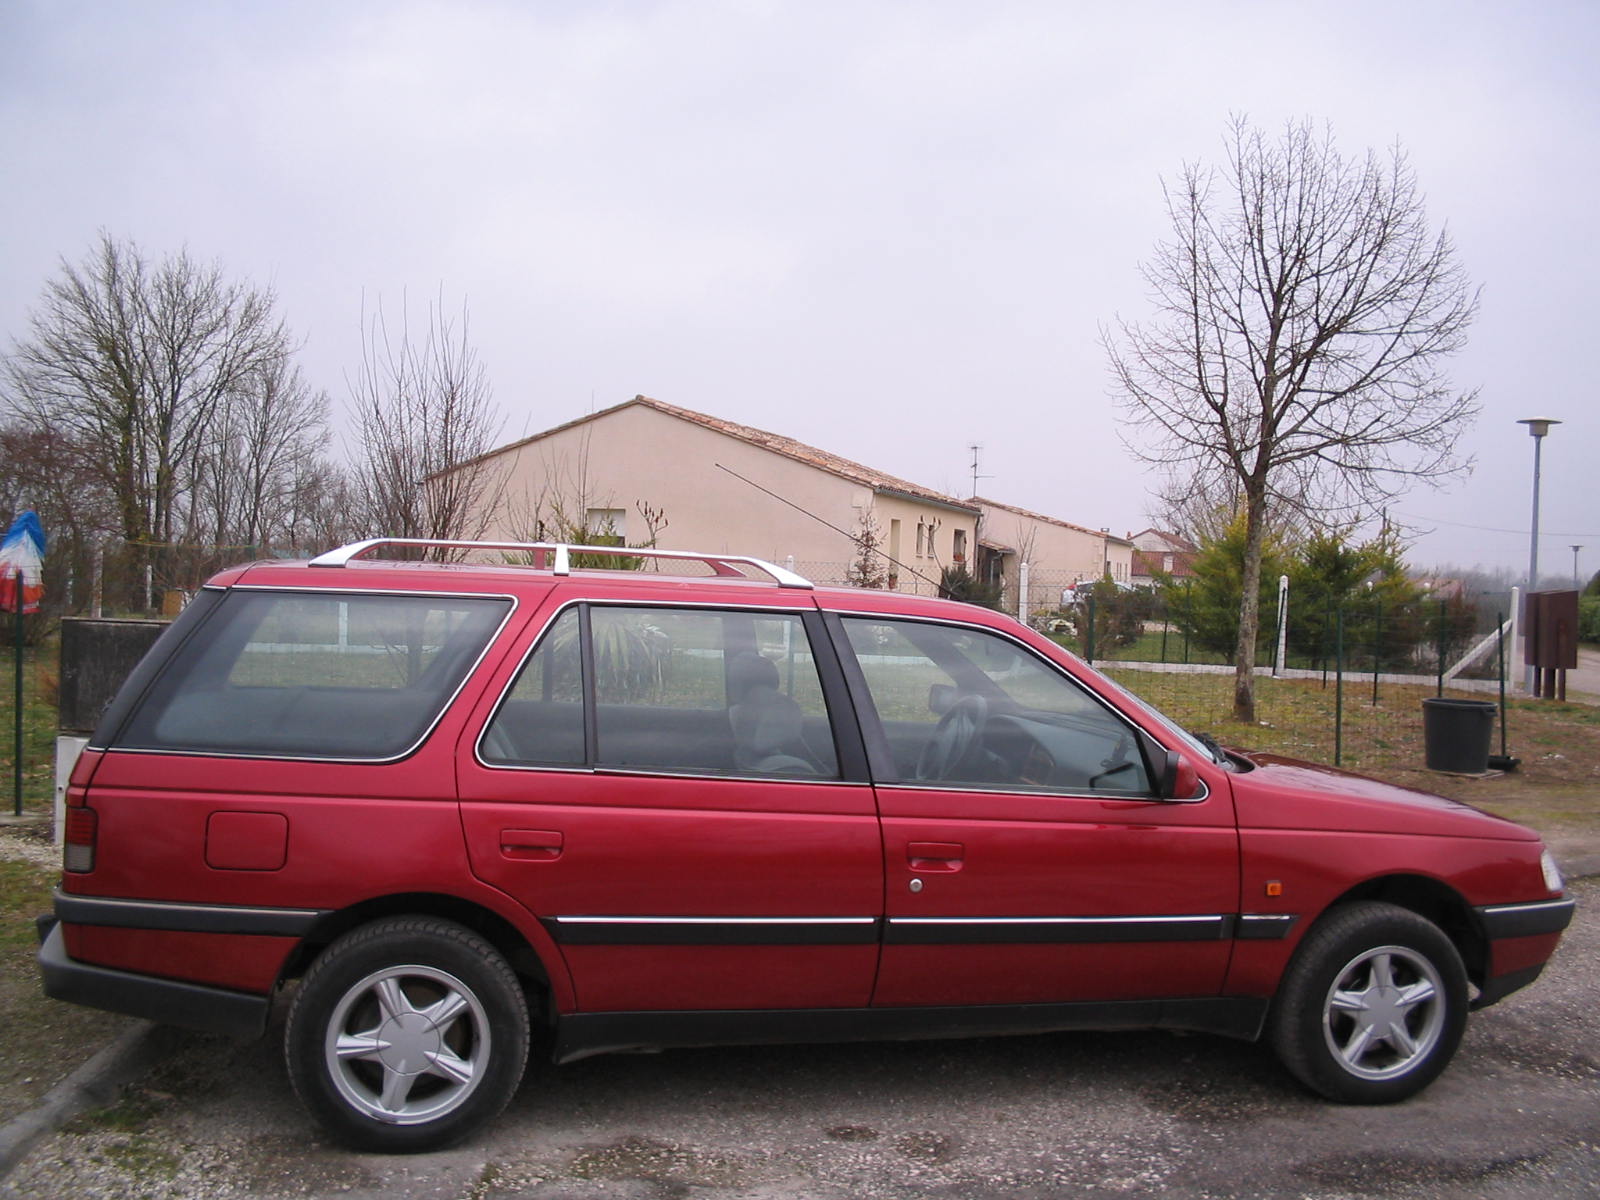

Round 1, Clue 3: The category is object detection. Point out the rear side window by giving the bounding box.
[482,605,840,778]
[114,590,511,760]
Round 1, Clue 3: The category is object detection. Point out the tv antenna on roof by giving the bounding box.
[968,444,992,499]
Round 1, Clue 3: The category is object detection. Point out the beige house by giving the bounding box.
[456,396,979,595]
[973,497,1135,618]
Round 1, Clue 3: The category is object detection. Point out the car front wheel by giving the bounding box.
[285,916,530,1152]
[1268,901,1468,1104]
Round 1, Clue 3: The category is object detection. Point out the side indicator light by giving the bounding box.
[1265,880,1284,897]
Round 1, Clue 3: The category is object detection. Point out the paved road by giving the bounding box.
[7,878,1597,1200]
[1569,647,1600,698]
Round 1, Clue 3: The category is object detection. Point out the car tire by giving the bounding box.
[285,916,530,1152]
[1268,901,1467,1104]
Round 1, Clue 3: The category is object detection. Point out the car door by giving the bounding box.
[458,597,882,1014]
[829,612,1239,1008]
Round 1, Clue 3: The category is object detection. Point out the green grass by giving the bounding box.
[0,643,63,814]
[0,849,139,1113]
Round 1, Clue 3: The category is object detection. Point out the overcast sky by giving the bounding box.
[2,0,1596,581]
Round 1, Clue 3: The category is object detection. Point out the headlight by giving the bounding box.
[1541,849,1565,894]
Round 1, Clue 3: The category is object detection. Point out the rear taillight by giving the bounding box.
[63,804,97,873]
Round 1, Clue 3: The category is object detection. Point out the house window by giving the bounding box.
[585,508,626,544]
[952,529,967,564]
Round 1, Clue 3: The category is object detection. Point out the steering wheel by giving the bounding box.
[916,694,989,781]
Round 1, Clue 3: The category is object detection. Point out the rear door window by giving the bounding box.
[481,605,840,778]
[115,590,511,760]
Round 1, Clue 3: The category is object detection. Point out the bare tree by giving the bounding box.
[0,421,119,613]
[348,295,505,553]
[1106,117,1478,721]
[4,232,294,607]
[501,424,670,568]
[281,459,364,555]
[187,357,331,553]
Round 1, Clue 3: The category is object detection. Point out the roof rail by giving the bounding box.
[307,538,814,589]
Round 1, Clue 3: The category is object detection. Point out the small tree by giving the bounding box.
[845,509,890,589]
[937,564,1004,610]
[1107,117,1478,720]
[1167,512,1288,663]
[1064,575,1145,656]
[1285,530,1424,671]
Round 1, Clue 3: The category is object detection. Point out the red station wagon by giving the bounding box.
[39,539,1574,1152]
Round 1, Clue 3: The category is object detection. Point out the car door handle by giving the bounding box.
[500,829,564,861]
[907,842,964,872]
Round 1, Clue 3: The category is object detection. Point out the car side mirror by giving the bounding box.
[1138,730,1201,800]
[1161,752,1201,800]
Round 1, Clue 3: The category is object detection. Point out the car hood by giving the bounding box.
[1226,751,1539,841]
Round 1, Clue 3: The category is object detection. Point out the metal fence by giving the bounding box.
[791,561,1521,771]
[1074,589,1520,770]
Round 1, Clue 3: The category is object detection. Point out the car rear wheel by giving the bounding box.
[285,916,530,1152]
[1268,901,1467,1104]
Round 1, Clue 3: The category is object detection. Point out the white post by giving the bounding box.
[1275,574,1290,676]
[54,736,89,846]
[1018,561,1030,621]
[1509,586,1522,692]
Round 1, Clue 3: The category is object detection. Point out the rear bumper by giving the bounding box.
[36,921,271,1039]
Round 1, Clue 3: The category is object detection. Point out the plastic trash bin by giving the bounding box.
[1421,697,1496,774]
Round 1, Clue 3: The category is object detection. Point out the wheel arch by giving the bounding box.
[282,893,555,1008]
[1321,874,1487,988]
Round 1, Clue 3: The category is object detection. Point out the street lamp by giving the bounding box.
[1518,417,1561,690]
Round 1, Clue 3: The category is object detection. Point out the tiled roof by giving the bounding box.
[972,496,1132,545]
[451,396,977,515]
[1128,528,1198,552]
[1132,548,1197,579]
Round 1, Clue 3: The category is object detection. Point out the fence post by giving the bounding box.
[1496,609,1510,761]
[1372,595,1382,706]
[1018,561,1030,621]
[1436,599,1447,698]
[1085,593,1097,665]
[12,569,22,816]
[1182,581,1191,665]
[1274,574,1289,676]
[1335,605,1345,767]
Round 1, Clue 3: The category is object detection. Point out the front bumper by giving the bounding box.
[1469,896,1577,1010]
[1475,896,1576,940]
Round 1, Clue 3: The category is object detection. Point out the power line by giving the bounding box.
[1393,513,1600,539]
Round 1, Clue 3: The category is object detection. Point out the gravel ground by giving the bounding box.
[0,830,59,871]
[4,878,1596,1200]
